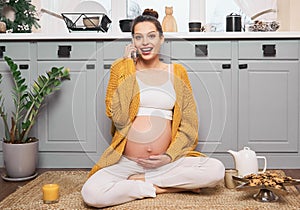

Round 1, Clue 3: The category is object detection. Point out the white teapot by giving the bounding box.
[228,147,267,177]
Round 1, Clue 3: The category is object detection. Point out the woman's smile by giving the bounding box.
[140,47,153,56]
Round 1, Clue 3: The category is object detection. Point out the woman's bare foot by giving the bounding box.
[191,188,201,194]
[127,174,201,194]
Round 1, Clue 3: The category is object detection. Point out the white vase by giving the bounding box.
[3,140,39,178]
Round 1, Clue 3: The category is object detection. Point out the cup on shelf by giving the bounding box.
[189,22,201,32]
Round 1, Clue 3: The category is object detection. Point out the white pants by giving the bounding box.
[81,156,225,208]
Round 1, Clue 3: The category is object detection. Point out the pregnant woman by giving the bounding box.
[81,12,225,208]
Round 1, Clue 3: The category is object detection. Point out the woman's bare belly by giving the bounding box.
[124,116,172,159]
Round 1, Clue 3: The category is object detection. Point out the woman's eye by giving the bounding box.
[149,34,156,39]
[134,35,142,40]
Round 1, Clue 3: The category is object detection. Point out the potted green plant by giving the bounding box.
[0,0,40,33]
[0,56,70,180]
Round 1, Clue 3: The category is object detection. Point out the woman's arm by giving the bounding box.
[105,59,136,130]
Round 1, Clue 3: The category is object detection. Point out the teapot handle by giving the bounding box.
[257,156,267,173]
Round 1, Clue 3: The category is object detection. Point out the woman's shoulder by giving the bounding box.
[172,63,188,76]
[172,63,192,88]
[111,58,135,71]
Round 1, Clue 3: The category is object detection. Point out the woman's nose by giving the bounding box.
[142,37,149,45]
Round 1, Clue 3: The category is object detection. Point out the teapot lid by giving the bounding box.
[241,146,256,154]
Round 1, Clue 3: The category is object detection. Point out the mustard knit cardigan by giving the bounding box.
[88,58,204,177]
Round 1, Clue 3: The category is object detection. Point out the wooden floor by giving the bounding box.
[0,168,299,202]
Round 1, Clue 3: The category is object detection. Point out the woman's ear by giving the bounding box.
[160,35,165,45]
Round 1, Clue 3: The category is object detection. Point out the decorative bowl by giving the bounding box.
[248,21,280,32]
[83,16,100,28]
[233,171,300,202]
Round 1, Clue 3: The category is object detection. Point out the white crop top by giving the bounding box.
[136,64,176,120]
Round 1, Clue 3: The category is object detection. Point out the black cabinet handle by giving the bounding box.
[104,64,111,69]
[58,45,72,58]
[19,64,29,70]
[239,64,248,69]
[262,44,276,57]
[222,64,231,69]
[195,44,208,57]
[0,46,6,58]
[86,64,95,70]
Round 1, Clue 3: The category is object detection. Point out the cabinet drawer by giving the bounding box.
[103,41,129,60]
[238,41,299,59]
[103,40,171,62]
[37,42,96,60]
[171,41,231,59]
[0,42,30,60]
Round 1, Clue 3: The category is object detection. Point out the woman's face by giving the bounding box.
[132,21,164,61]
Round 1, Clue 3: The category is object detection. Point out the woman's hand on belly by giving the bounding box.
[136,154,171,169]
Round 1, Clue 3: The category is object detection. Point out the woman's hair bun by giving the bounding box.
[142,9,159,19]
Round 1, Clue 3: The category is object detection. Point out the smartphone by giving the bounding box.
[131,51,137,60]
[131,43,138,60]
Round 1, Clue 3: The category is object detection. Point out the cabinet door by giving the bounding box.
[238,61,298,152]
[97,64,112,149]
[177,60,234,153]
[36,61,97,152]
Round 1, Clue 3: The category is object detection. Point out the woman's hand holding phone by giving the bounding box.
[124,43,137,61]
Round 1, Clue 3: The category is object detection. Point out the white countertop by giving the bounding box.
[0,32,300,40]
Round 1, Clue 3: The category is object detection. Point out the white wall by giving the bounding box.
[32,0,202,34]
[32,0,300,33]
[128,0,190,32]
[277,0,300,31]
[32,0,112,33]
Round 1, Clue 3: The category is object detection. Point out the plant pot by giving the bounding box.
[2,140,39,178]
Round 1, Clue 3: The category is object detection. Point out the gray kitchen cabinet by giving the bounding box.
[35,41,98,153]
[238,40,299,153]
[171,41,234,154]
[170,39,300,168]
[0,42,32,151]
[0,38,300,169]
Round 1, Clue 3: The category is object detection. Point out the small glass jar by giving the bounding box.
[224,169,238,189]
[42,184,60,204]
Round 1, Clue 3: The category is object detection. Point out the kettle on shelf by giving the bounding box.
[228,147,267,177]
